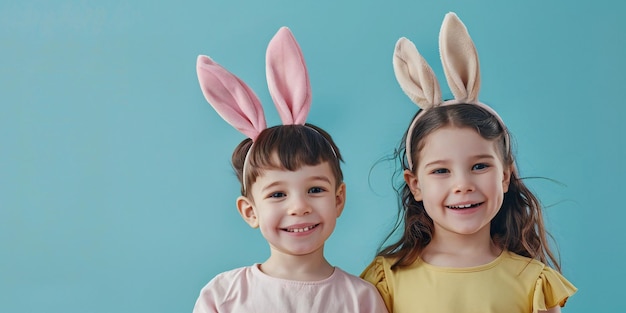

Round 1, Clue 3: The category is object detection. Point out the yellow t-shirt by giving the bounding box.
[360,250,577,313]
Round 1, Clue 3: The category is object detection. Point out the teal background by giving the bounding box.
[1,0,623,312]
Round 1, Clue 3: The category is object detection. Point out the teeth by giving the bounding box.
[448,203,479,209]
[286,224,318,232]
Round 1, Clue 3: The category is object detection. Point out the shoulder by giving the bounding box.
[358,258,396,312]
[193,266,258,313]
[199,265,257,294]
[499,251,547,273]
[332,267,389,312]
[333,267,379,291]
[500,251,577,309]
[361,256,395,276]
[495,251,559,284]
[211,265,255,280]
[360,255,412,285]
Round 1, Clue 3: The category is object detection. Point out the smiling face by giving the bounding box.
[404,126,511,239]
[237,160,345,258]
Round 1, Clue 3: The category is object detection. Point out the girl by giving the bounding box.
[361,13,577,313]
[193,27,387,313]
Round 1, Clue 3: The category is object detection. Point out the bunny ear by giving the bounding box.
[266,27,311,125]
[393,37,442,109]
[439,12,481,103]
[196,55,267,140]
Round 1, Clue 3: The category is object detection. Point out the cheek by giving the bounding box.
[418,177,441,195]
[256,207,279,223]
[491,174,506,192]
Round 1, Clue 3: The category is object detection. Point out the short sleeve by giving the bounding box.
[532,266,577,312]
[193,283,219,313]
[360,257,393,313]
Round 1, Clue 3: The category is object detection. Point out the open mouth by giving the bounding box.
[446,202,483,210]
[282,223,320,233]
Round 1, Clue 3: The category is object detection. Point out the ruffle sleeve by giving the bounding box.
[360,257,392,313]
[532,266,577,312]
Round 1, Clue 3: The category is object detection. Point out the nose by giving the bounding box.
[453,173,475,194]
[288,193,312,216]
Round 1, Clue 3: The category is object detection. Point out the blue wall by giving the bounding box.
[1,0,623,312]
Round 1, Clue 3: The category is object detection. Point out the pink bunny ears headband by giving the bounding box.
[197,27,311,142]
[197,27,336,190]
[394,12,509,170]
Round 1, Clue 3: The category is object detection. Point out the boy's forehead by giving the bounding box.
[251,162,335,190]
[258,160,333,177]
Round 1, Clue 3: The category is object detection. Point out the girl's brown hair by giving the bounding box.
[378,104,560,271]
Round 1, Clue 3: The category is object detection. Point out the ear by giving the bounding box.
[393,37,442,109]
[502,165,513,193]
[236,196,259,228]
[196,55,267,140]
[439,12,481,104]
[403,169,422,201]
[266,27,311,125]
[334,183,346,218]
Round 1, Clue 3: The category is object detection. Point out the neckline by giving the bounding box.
[416,250,508,273]
[251,263,339,284]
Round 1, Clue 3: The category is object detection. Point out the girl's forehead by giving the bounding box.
[423,126,481,143]
[419,127,501,160]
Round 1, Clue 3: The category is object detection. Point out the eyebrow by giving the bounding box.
[310,175,332,183]
[261,181,284,193]
[423,154,496,168]
[260,175,333,193]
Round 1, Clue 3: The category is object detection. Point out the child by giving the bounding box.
[361,13,577,313]
[193,27,388,313]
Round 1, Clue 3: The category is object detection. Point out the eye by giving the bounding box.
[472,163,490,171]
[431,168,450,174]
[308,187,325,194]
[267,192,286,198]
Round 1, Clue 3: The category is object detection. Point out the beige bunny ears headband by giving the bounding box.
[394,12,509,170]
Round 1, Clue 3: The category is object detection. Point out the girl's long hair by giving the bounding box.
[377,104,560,272]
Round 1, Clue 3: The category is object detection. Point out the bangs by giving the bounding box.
[244,124,342,190]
